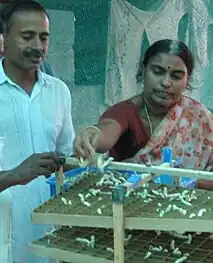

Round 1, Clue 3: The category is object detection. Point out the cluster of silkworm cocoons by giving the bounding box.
[144,230,213,262]
[135,185,211,219]
[45,228,213,262]
[144,231,191,262]
[60,171,128,213]
[75,233,132,253]
[60,170,211,220]
[52,164,213,262]
[60,152,212,220]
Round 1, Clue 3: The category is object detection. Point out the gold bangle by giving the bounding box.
[84,125,104,137]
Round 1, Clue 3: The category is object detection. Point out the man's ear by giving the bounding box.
[3,32,9,49]
[0,34,3,54]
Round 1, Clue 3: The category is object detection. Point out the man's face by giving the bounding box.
[4,10,49,70]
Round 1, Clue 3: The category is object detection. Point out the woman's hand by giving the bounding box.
[73,126,103,158]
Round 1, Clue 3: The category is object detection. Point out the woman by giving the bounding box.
[74,39,213,190]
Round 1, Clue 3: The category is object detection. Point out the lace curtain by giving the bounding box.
[105,0,213,109]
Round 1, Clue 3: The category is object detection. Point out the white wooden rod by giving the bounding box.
[109,162,213,181]
[62,157,213,181]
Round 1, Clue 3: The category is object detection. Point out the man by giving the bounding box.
[0,11,55,76]
[0,30,55,76]
[0,1,75,263]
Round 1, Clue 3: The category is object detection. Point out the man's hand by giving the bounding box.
[13,152,62,183]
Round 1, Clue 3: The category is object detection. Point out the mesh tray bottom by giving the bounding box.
[32,227,213,263]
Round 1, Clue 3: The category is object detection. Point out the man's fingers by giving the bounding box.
[36,152,56,158]
[37,167,53,177]
[39,159,57,172]
[35,152,61,165]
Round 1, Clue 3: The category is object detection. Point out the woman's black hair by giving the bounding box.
[0,0,49,34]
[136,39,194,83]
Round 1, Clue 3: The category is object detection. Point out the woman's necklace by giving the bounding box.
[144,104,153,136]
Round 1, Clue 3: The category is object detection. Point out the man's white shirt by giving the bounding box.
[0,58,75,263]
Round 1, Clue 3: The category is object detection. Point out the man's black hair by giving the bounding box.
[0,0,49,33]
[0,18,3,34]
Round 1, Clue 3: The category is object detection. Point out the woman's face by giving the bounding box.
[143,52,189,108]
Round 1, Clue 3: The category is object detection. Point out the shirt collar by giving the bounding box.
[0,57,50,86]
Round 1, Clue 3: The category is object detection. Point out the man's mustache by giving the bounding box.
[23,48,44,58]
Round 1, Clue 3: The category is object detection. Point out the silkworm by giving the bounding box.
[106,247,114,253]
[119,176,126,182]
[125,190,132,197]
[170,240,175,250]
[96,177,105,187]
[85,193,92,199]
[150,245,163,252]
[173,248,182,256]
[163,187,168,198]
[186,234,192,244]
[168,231,190,240]
[167,193,180,198]
[152,190,161,196]
[189,190,197,201]
[159,210,165,217]
[89,189,101,196]
[179,196,192,207]
[156,230,161,236]
[76,237,91,247]
[172,205,187,215]
[189,213,196,219]
[144,251,152,259]
[124,234,132,242]
[90,235,95,248]
[165,204,172,213]
[78,193,85,203]
[197,208,207,217]
[136,192,144,198]
[144,198,152,203]
[46,229,57,238]
[83,201,91,207]
[61,197,68,205]
[97,208,102,214]
[174,255,188,263]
